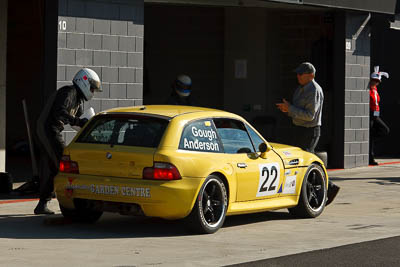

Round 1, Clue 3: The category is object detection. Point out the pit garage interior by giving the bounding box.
[4,0,58,182]
[144,1,337,160]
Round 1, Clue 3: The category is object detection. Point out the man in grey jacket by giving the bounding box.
[276,62,339,205]
[276,62,323,152]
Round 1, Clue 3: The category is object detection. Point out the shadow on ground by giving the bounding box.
[0,210,294,239]
[330,176,400,185]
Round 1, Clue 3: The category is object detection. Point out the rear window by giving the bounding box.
[76,115,169,148]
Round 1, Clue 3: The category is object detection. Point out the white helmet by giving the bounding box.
[370,66,389,81]
[174,74,192,97]
[73,68,102,101]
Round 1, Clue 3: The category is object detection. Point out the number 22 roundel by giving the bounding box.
[256,163,280,197]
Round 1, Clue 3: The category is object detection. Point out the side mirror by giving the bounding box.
[259,143,268,153]
[258,143,271,158]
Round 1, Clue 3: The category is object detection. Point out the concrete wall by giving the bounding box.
[343,12,370,168]
[58,0,144,144]
[0,0,7,172]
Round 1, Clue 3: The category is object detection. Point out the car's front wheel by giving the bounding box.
[288,163,327,218]
[59,200,103,223]
[186,175,228,234]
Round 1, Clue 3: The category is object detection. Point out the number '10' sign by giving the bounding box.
[58,20,67,31]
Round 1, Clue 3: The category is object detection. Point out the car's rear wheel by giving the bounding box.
[288,163,327,218]
[186,175,228,234]
[59,200,103,223]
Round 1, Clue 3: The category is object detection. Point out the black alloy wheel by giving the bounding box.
[288,164,327,218]
[306,168,325,210]
[200,179,225,226]
[186,175,228,234]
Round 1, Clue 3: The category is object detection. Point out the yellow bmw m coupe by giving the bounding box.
[55,105,329,234]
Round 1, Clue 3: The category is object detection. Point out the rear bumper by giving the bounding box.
[54,173,205,220]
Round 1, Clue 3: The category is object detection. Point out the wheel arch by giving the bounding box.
[311,161,329,188]
[210,171,230,203]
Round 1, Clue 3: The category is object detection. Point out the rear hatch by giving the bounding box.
[67,113,169,178]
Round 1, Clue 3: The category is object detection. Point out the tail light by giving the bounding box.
[59,155,79,174]
[143,162,181,180]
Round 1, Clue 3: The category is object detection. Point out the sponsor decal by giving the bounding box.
[204,121,211,127]
[65,177,76,198]
[282,151,292,156]
[278,184,283,193]
[121,186,150,198]
[183,126,220,152]
[90,184,119,195]
[183,138,219,151]
[191,126,217,141]
[282,175,296,194]
[64,181,151,198]
[90,184,151,198]
[66,184,91,190]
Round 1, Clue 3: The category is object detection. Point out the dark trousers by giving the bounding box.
[38,131,65,202]
[369,116,390,162]
[289,125,321,153]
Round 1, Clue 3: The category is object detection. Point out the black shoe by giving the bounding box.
[369,160,379,166]
[326,183,340,206]
[34,201,55,215]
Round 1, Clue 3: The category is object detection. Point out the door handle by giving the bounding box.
[237,163,247,168]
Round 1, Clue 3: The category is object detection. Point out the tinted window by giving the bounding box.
[76,115,168,148]
[179,119,222,153]
[214,119,255,154]
[246,124,265,152]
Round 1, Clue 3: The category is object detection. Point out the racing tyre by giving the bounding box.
[186,175,228,234]
[59,201,103,223]
[288,164,327,218]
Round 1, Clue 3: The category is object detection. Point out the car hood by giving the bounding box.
[269,142,309,168]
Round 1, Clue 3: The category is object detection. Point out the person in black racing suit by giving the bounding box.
[34,68,102,215]
[167,74,197,106]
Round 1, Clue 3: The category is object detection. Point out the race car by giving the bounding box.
[54,105,328,234]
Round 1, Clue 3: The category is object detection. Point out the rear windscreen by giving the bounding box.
[76,114,169,148]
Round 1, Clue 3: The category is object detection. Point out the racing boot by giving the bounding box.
[34,200,55,215]
[326,181,340,206]
[369,159,379,166]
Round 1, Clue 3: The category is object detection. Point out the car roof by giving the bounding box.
[101,105,239,119]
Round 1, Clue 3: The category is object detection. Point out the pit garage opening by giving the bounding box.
[144,2,336,164]
[5,0,58,184]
